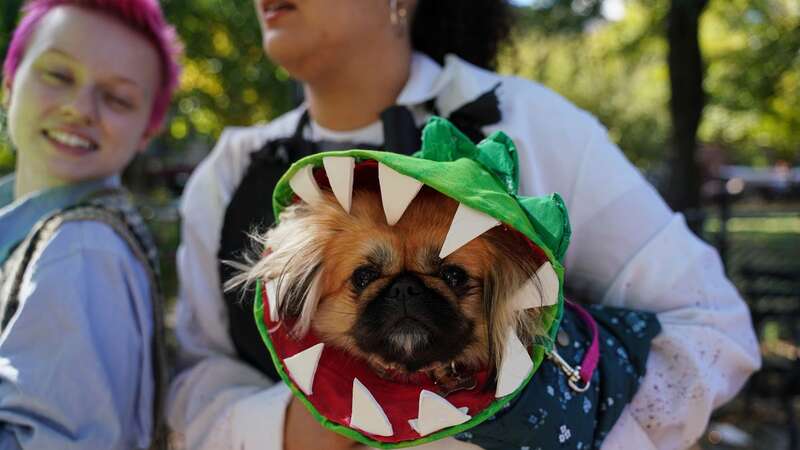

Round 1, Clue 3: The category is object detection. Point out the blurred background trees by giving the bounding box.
[156,0,296,150]
[1,0,798,193]
[501,0,798,214]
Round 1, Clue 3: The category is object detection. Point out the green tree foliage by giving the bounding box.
[504,0,798,170]
[701,0,800,165]
[516,0,605,34]
[502,3,671,172]
[158,0,295,154]
[0,0,23,175]
[0,0,24,58]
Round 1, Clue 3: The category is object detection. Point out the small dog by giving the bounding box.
[231,171,549,392]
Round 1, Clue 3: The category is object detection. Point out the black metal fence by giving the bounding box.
[701,169,800,450]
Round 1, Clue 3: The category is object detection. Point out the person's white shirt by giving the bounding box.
[167,52,760,450]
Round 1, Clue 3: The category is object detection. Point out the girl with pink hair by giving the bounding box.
[0,1,180,448]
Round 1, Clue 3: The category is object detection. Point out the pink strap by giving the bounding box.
[565,301,600,384]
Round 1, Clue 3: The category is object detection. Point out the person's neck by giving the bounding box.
[304,47,412,132]
[14,162,65,200]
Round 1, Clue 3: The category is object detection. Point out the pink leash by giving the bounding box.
[546,301,600,393]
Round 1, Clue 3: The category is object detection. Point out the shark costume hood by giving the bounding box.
[253,117,572,447]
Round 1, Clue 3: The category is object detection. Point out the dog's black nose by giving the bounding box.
[385,275,426,302]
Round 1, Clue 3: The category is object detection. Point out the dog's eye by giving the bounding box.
[352,266,380,291]
[440,265,468,289]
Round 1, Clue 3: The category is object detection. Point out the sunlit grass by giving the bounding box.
[705,215,800,234]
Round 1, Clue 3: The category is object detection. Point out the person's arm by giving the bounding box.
[0,222,155,449]
[473,87,758,448]
[560,119,761,450]
[166,209,294,450]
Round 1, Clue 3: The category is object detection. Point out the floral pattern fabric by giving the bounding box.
[456,304,661,450]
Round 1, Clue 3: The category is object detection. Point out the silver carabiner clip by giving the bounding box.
[547,350,591,393]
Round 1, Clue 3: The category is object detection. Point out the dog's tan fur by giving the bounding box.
[229,184,548,378]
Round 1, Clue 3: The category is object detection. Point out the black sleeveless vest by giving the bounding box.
[219,88,501,380]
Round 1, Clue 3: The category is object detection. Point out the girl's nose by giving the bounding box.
[60,87,98,125]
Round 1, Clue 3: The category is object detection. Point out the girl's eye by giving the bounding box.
[351,266,380,291]
[43,70,73,85]
[440,265,468,289]
[104,92,134,111]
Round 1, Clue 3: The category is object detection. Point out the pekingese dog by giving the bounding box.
[230,172,549,393]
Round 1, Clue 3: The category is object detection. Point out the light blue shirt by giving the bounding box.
[0,175,155,449]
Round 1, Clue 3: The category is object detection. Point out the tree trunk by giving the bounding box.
[666,0,709,233]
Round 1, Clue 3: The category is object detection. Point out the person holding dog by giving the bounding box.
[167,1,760,449]
[0,0,181,448]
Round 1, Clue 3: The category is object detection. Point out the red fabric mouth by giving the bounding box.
[262,288,497,443]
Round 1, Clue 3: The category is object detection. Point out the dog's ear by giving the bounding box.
[275,260,323,337]
[226,198,339,338]
[482,229,548,371]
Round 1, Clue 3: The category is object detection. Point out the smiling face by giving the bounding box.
[253,0,408,81]
[4,6,161,193]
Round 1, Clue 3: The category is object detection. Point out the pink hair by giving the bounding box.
[3,0,182,135]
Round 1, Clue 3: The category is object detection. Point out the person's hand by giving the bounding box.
[284,396,359,450]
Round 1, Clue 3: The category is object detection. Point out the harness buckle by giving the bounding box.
[547,349,591,393]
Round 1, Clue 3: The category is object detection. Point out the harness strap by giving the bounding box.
[547,301,600,393]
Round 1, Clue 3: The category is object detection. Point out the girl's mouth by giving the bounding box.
[42,129,99,155]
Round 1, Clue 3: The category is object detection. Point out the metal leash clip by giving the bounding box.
[547,350,591,393]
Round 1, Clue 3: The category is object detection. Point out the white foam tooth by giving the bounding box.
[350,378,394,436]
[495,327,534,398]
[439,203,500,258]
[265,279,279,322]
[412,390,471,436]
[509,262,560,311]
[323,157,355,212]
[289,165,323,204]
[378,163,423,226]
[284,343,324,396]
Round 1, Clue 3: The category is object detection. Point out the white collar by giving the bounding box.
[395,52,449,106]
[396,52,501,117]
[302,52,502,139]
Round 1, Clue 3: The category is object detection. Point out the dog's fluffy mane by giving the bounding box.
[226,188,551,372]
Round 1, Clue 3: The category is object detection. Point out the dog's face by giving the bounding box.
[316,187,501,375]
[244,183,545,382]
